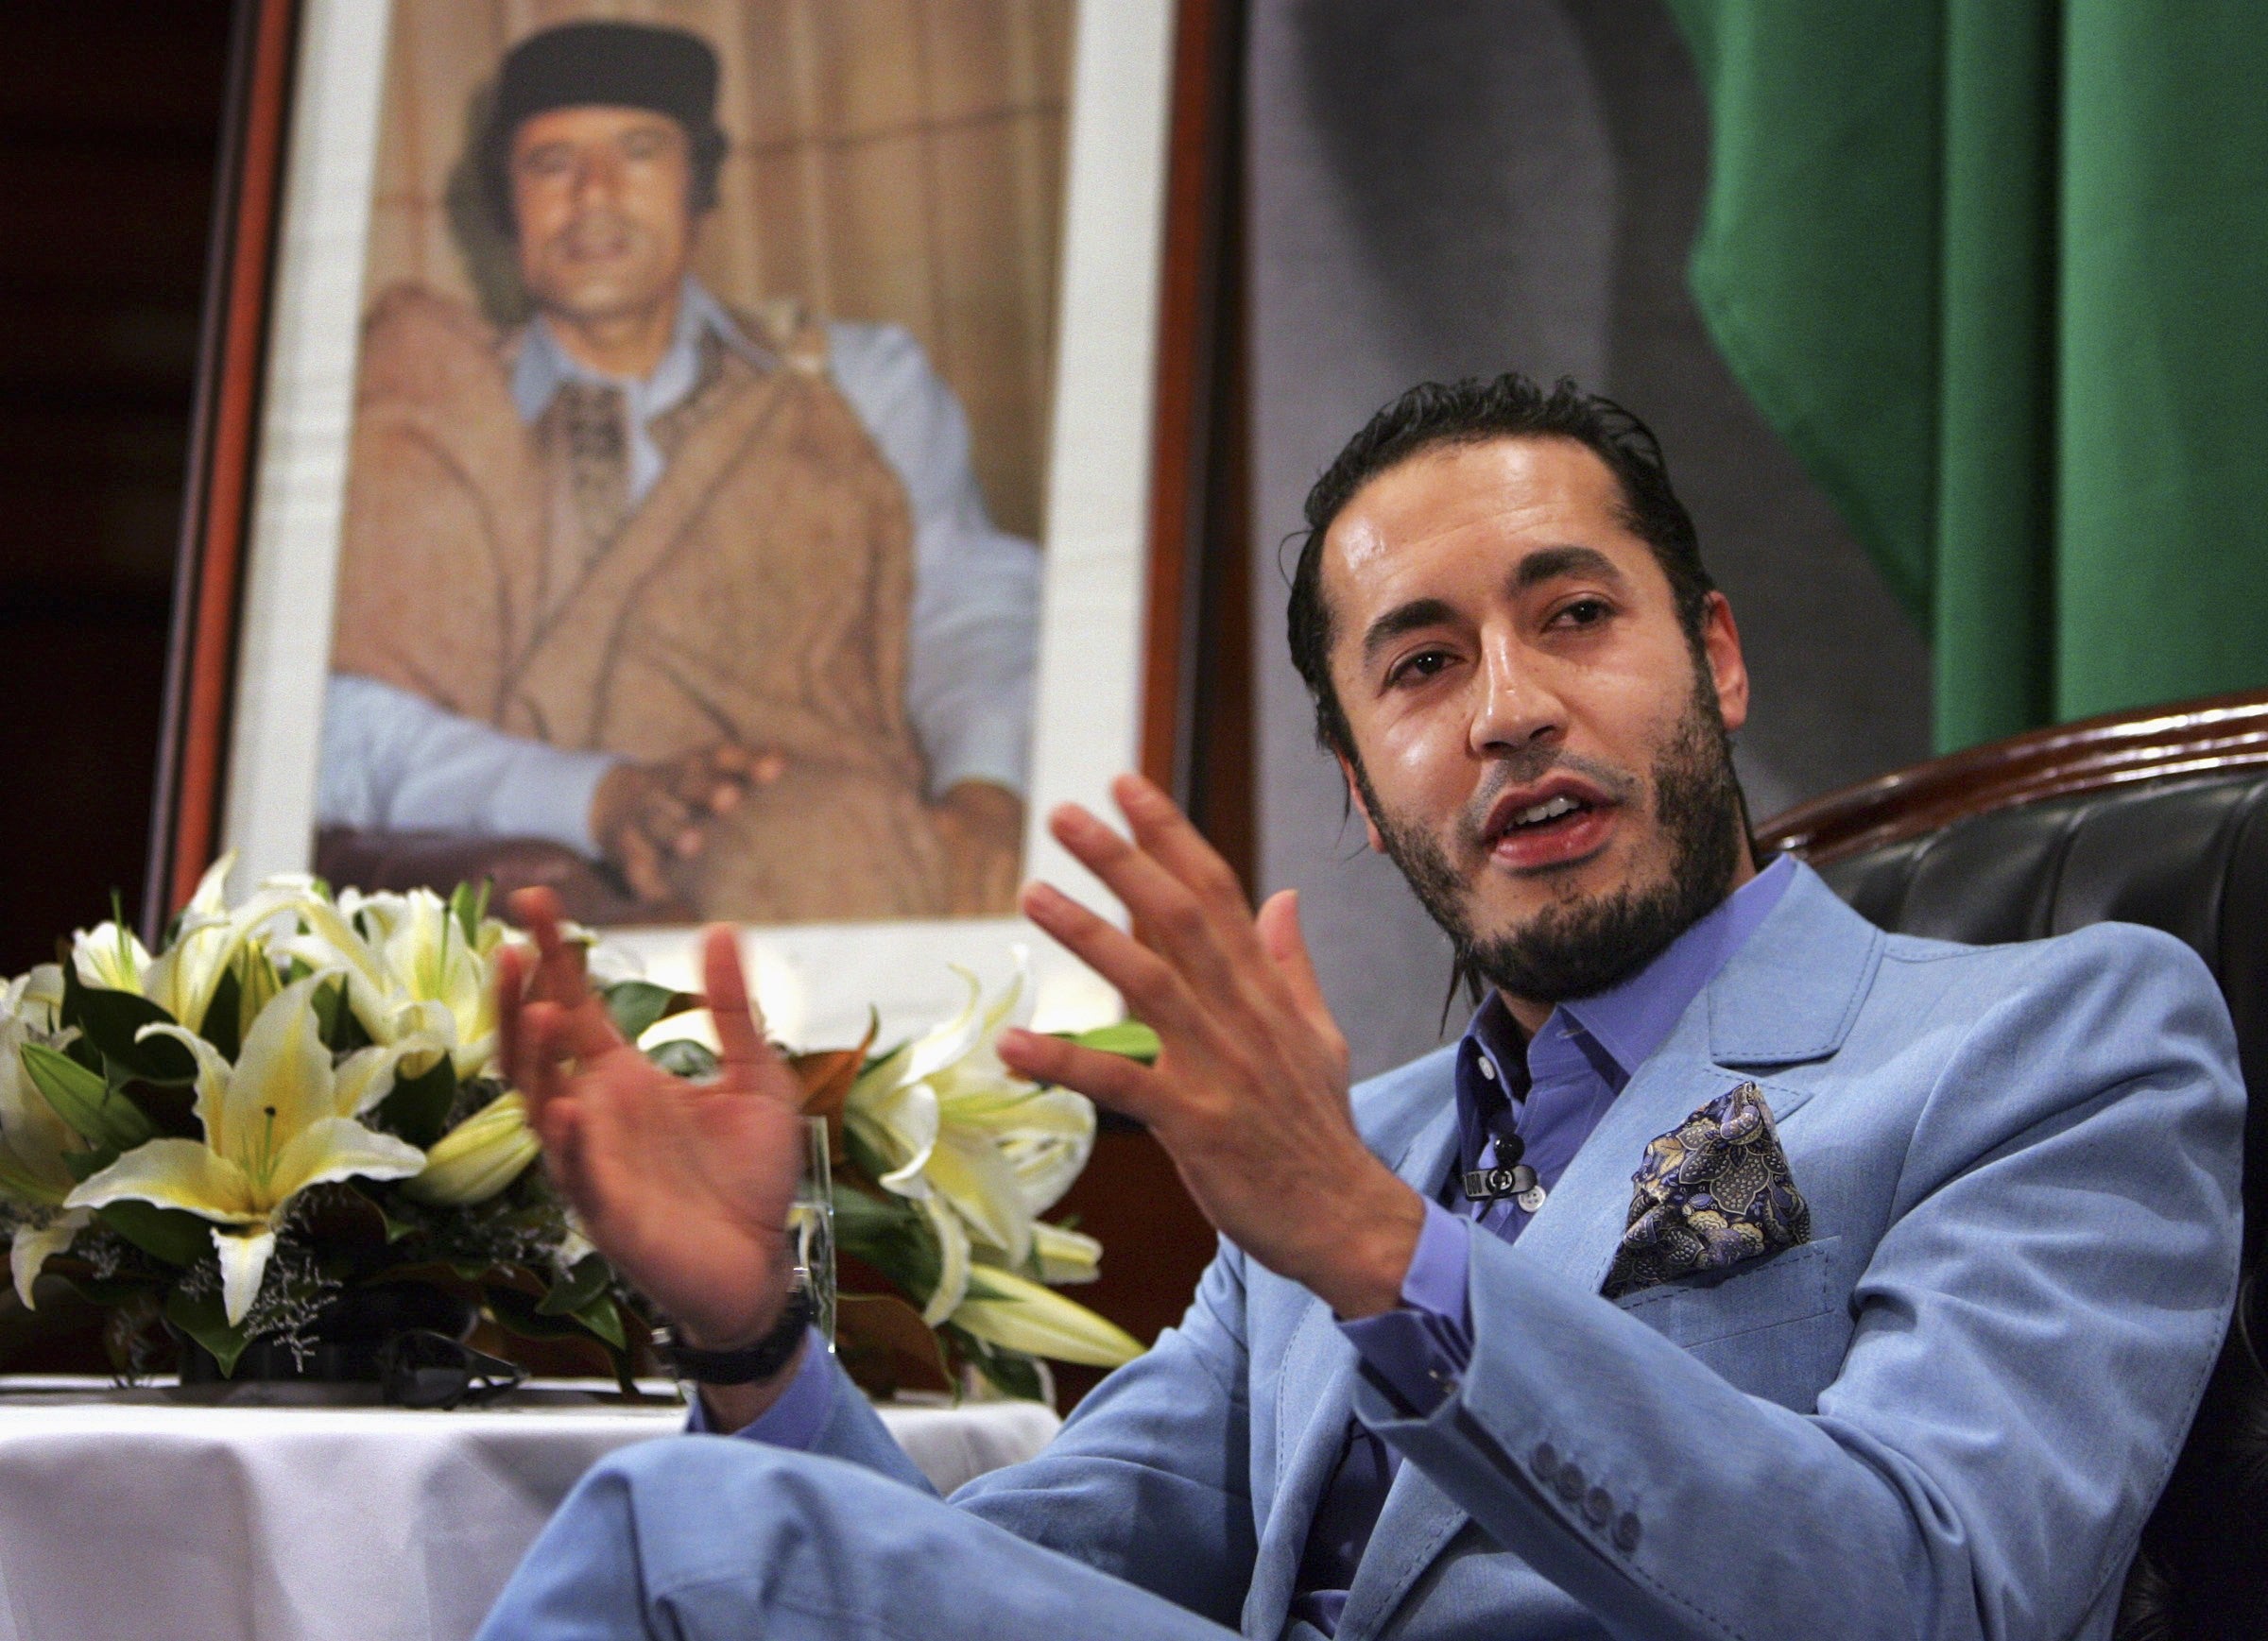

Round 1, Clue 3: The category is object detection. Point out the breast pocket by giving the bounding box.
[1612,1238,1847,1410]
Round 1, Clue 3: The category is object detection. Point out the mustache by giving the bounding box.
[1452,746,1641,852]
[551,209,643,255]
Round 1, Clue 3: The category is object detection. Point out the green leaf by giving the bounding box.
[200,965,243,1062]
[571,1291,627,1350]
[832,1184,942,1305]
[450,880,491,948]
[947,1325,1045,1400]
[60,1146,118,1185]
[164,1286,249,1376]
[644,1038,717,1079]
[60,1273,157,1308]
[23,1042,155,1150]
[486,1275,630,1352]
[97,1201,214,1268]
[59,964,196,1085]
[375,1055,456,1148]
[537,1254,610,1317]
[1056,1019,1160,1064]
[604,981,700,1043]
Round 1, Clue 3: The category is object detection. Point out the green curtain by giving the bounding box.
[1666,1,2268,751]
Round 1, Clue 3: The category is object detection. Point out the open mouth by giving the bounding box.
[1503,793,1591,834]
[1481,780,1619,868]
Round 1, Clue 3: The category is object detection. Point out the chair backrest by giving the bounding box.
[1755,692,2268,1641]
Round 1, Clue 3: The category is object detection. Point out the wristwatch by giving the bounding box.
[654,1288,814,1385]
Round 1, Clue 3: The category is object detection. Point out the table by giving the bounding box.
[0,1378,1059,1641]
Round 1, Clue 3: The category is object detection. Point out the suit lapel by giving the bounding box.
[1243,1100,1459,1639]
[1335,865,1882,1637]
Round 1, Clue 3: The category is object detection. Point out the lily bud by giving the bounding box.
[406,1091,541,1206]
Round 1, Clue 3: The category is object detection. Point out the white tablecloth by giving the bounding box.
[0,1379,1059,1641]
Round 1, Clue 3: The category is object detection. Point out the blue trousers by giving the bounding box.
[475,1435,1246,1640]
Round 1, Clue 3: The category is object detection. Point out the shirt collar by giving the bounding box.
[508,277,771,425]
[1464,851,1797,1094]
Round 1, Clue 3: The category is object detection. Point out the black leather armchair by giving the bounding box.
[1757,692,2268,1639]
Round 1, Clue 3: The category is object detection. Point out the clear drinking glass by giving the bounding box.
[789,1116,837,1348]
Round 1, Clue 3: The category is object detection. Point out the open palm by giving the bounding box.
[498,890,805,1347]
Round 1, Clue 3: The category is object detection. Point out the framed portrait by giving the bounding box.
[151,0,1216,1049]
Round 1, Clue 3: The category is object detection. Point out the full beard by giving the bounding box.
[1359,672,1748,1006]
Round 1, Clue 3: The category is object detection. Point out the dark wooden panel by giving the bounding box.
[0,4,233,960]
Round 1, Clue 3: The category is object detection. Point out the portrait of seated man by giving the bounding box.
[317,20,1040,923]
[475,375,2242,1641]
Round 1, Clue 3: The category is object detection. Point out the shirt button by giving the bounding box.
[1584,1486,1613,1527]
[1476,1056,1497,1081]
[1528,1442,1559,1482]
[1554,1462,1586,1503]
[1614,1513,1642,1554]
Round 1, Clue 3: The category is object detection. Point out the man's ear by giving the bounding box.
[1699,591,1750,735]
[1336,751,1387,853]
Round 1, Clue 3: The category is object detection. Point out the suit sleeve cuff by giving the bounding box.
[1339,1200,1474,1417]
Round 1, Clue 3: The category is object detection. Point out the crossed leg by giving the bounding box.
[476,1436,1246,1640]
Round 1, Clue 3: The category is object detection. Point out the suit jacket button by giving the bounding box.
[1583,1486,1613,1526]
[1529,1443,1560,1482]
[1614,1512,1641,1553]
[1554,1462,1586,1502]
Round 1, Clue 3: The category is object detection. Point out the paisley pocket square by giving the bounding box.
[1602,1081,1810,1299]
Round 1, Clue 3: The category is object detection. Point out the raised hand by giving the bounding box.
[497,887,807,1352]
[996,775,1425,1319]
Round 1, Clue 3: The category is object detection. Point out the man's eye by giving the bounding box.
[1388,649,1454,686]
[1552,597,1612,628]
[520,148,574,177]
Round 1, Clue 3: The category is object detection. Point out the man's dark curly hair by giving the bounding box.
[1285,373,1714,760]
[473,95,728,243]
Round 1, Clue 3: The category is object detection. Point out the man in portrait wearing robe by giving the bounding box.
[319,20,1039,921]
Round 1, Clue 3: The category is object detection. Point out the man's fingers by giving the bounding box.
[1045,804,1246,999]
[508,886,591,1008]
[621,829,672,902]
[637,790,694,841]
[1020,880,1202,1039]
[996,1028,1162,1124]
[494,942,529,1092]
[1256,890,1331,1026]
[700,924,788,1099]
[1113,774,1253,922]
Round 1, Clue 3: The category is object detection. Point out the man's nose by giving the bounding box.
[571,149,623,204]
[1468,632,1564,756]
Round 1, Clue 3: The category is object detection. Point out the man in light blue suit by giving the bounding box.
[482,376,2242,1640]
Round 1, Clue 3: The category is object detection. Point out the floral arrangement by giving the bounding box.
[0,861,1143,1398]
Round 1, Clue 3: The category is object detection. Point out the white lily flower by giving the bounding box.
[70,857,266,1034]
[63,973,430,1325]
[0,967,90,1307]
[951,1264,1143,1367]
[918,1192,973,1326]
[405,1091,541,1205]
[846,957,1095,1268]
[1032,1221,1104,1285]
[271,883,520,1082]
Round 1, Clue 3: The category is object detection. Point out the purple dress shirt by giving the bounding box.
[713,858,1796,1637]
[1292,856,1794,1633]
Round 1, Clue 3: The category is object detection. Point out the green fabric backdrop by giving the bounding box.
[1666,1,2268,751]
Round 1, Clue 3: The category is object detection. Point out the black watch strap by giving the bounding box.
[656,1288,815,1385]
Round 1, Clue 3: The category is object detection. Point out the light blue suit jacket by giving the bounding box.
[812,864,2244,1640]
